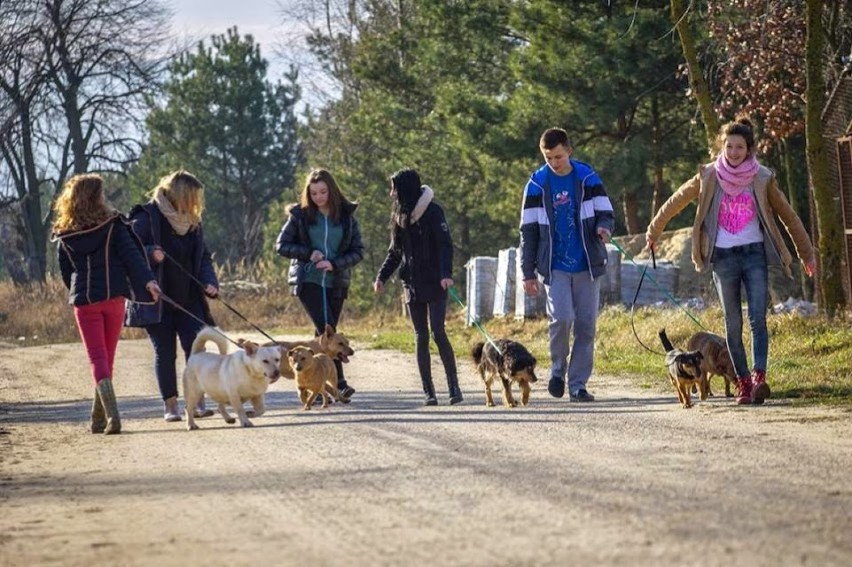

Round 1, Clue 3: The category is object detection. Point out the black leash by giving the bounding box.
[159,249,282,346]
[629,249,665,356]
[158,292,244,349]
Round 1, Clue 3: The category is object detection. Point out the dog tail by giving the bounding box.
[658,328,675,353]
[471,342,485,364]
[191,326,229,355]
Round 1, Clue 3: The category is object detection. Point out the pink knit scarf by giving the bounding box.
[715,153,759,197]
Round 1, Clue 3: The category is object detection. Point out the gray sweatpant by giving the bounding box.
[544,270,600,395]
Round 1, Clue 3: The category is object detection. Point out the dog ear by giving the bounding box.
[308,348,315,355]
[242,341,258,356]
[287,347,297,357]
[324,324,334,338]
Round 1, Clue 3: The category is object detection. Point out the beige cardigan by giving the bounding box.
[646,163,814,278]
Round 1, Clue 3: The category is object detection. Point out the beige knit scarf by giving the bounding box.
[153,189,195,235]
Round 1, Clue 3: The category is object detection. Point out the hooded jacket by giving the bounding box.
[519,160,616,284]
[124,203,218,327]
[646,162,814,278]
[275,201,364,298]
[376,186,454,304]
[53,214,156,306]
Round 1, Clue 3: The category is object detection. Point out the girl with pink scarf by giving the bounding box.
[645,116,816,407]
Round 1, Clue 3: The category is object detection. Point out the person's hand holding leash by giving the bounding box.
[597,227,611,241]
[151,246,165,264]
[373,280,384,294]
[204,284,218,298]
[440,278,453,290]
[315,259,333,272]
[804,259,816,277]
[310,250,324,263]
[523,279,538,296]
[145,280,161,302]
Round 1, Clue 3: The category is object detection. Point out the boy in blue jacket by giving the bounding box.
[519,128,615,402]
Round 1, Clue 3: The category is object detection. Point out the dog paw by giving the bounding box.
[224,417,236,424]
[240,421,254,428]
[187,423,199,431]
[485,402,495,407]
[245,410,256,417]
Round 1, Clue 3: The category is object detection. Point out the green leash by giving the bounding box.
[606,236,707,331]
[447,286,503,356]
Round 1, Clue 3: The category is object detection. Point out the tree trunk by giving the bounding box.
[781,139,812,301]
[670,0,719,155]
[805,0,845,315]
[622,191,640,235]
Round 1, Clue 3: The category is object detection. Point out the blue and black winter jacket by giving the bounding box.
[53,215,156,307]
[124,203,217,327]
[519,160,615,284]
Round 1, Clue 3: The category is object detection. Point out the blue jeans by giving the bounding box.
[711,243,769,377]
[145,301,205,400]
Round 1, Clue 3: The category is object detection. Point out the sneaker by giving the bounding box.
[547,376,565,398]
[735,375,753,405]
[569,389,595,402]
[751,369,770,404]
[339,386,356,401]
[449,393,464,405]
[424,396,438,406]
[193,398,214,418]
[164,397,182,422]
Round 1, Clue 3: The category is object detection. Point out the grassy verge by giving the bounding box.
[3,279,849,406]
[348,304,852,407]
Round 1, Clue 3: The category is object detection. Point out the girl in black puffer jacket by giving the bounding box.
[52,174,161,435]
[374,168,462,406]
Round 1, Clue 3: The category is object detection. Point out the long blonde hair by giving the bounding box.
[52,174,115,233]
[149,170,205,225]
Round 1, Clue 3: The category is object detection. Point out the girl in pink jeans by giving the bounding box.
[52,174,161,434]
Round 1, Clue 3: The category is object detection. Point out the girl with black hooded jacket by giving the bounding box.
[374,168,463,406]
[275,169,364,401]
[52,174,161,435]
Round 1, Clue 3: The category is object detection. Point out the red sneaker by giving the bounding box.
[736,375,753,405]
[751,369,770,404]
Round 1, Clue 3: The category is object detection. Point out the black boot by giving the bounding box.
[421,375,438,406]
[447,374,464,405]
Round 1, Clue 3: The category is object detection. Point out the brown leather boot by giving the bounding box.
[96,379,121,434]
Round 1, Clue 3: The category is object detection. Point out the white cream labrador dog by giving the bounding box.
[183,327,282,430]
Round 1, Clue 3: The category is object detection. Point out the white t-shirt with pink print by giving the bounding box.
[715,185,764,248]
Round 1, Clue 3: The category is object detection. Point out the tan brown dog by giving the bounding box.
[659,329,704,409]
[471,339,538,408]
[265,324,355,383]
[687,331,737,397]
[287,345,342,409]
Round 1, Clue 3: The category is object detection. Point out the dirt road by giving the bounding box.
[1,335,851,566]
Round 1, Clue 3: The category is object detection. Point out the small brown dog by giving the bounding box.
[471,339,538,408]
[266,324,355,382]
[687,331,737,397]
[287,345,341,410]
[659,329,704,409]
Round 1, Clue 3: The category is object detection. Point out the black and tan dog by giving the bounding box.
[687,331,737,398]
[471,339,538,408]
[659,328,704,409]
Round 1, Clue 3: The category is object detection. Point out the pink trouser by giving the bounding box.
[73,297,126,384]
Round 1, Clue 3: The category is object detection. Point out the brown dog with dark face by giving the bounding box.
[687,331,737,398]
[659,329,704,409]
[471,339,538,408]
